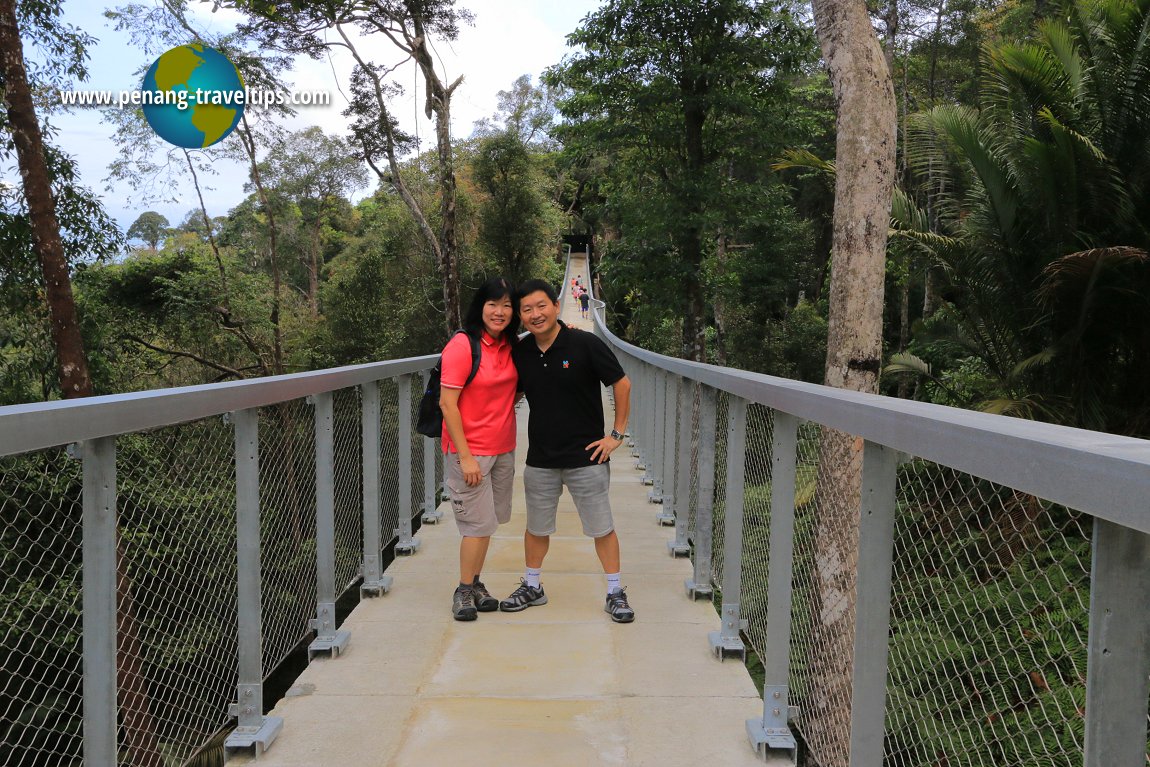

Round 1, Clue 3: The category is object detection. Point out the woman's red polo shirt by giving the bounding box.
[439,331,517,456]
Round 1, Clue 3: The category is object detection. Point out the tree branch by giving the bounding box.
[124,335,245,379]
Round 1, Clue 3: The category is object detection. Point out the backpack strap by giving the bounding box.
[447,329,483,387]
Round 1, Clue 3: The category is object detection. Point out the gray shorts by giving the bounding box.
[523,463,614,538]
[445,452,515,537]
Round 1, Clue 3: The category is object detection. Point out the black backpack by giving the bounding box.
[416,330,482,438]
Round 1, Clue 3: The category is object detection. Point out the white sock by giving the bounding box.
[526,567,542,589]
[606,572,622,594]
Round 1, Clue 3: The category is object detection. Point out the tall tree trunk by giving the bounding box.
[336,25,456,332]
[0,1,90,399]
[713,228,729,367]
[409,26,463,332]
[236,115,285,374]
[681,97,707,362]
[184,150,270,375]
[809,0,897,763]
[1,5,161,764]
[308,216,322,318]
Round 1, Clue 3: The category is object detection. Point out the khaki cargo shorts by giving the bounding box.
[445,451,515,537]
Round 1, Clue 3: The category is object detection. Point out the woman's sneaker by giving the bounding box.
[604,588,635,623]
[452,584,477,621]
[499,579,548,612]
[471,577,499,612]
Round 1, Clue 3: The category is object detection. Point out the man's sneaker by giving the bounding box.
[472,577,498,612]
[605,588,635,623]
[453,584,477,621]
[499,579,548,612]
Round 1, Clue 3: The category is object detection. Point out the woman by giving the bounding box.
[438,276,519,621]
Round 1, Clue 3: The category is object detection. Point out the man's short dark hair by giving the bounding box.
[516,279,559,305]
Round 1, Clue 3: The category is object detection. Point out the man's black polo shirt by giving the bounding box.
[513,321,626,468]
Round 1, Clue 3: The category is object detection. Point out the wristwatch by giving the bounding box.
[609,429,624,440]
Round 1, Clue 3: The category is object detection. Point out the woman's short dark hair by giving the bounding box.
[462,276,519,341]
[515,278,559,304]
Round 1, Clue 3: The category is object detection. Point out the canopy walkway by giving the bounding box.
[1,252,1147,766]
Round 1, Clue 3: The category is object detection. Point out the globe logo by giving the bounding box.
[141,44,245,149]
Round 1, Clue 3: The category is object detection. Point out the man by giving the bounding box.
[499,279,635,622]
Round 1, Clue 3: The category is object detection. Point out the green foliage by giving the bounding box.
[470,130,563,286]
[892,0,1150,435]
[73,240,290,391]
[548,0,824,360]
[311,192,444,365]
[126,211,170,250]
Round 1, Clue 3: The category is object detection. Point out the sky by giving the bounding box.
[12,0,603,237]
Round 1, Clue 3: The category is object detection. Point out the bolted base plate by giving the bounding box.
[225,715,283,758]
[360,574,393,598]
[707,630,746,662]
[667,540,690,557]
[394,537,422,556]
[308,629,351,661]
[746,719,797,764]
[685,578,713,600]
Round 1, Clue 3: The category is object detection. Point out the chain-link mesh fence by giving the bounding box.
[256,398,318,679]
[612,350,1148,767]
[333,387,364,593]
[0,368,434,766]
[1,447,84,767]
[115,415,239,766]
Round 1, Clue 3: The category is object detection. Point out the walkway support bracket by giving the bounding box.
[686,385,717,598]
[394,374,422,555]
[360,381,392,597]
[420,371,444,524]
[225,408,284,757]
[709,396,749,661]
[669,377,693,556]
[1083,517,1150,767]
[308,392,351,659]
[78,437,118,767]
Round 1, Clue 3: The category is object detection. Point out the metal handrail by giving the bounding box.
[0,355,435,457]
[588,302,1150,533]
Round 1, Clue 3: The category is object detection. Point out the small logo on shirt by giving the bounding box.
[563,360,570,368]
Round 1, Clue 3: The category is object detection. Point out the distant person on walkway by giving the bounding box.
[500,279,636,623]
[439,277,520,621]
[578,288,590,318]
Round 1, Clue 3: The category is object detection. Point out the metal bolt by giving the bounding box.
[773,691,781,699]
[243,689,252,698]
[243,706,253,715]
[773,708,780,717]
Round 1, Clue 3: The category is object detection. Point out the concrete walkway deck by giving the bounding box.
[231,257,776,766]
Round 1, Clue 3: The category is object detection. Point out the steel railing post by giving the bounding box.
[710,396,749,660]
[846,440,900,767]
[631,361,644,461]
[657,371,677,522]
[1083,518,1150,767]
[394,374,421,555]
[308,391,350,658]
[79,436,117,767]
[669,377,693,556]
[640,363,655,481]
[686,385,717,598]
[224,409,283,756]
[747,411,800,760]
[421,370,444,523]
[360,381,391,597]
[651,368,667,506]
